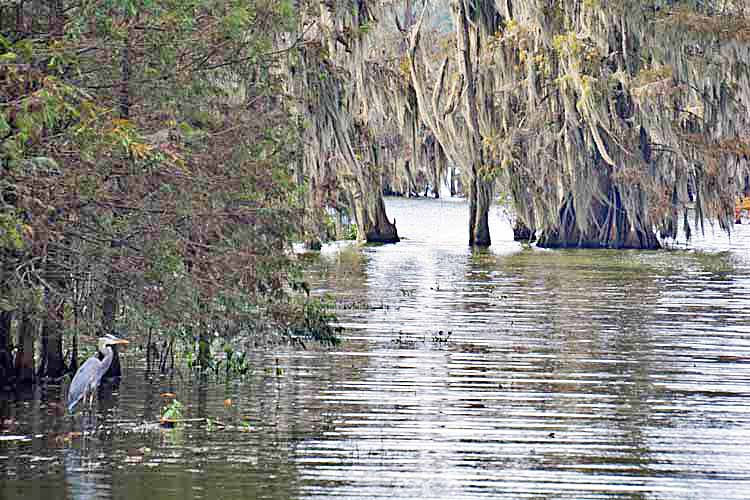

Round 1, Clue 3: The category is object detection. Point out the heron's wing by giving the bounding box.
[67,356,102,413]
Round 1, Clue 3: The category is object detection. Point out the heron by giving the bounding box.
[67,334,129,413]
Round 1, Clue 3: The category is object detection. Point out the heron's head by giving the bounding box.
[97,334,129,352]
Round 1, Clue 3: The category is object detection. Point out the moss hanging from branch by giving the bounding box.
[292,0,443,243]
[407,0,750,248]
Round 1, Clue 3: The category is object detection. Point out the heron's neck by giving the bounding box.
[100,345,114,372]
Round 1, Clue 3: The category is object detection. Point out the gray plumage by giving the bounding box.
[67,334,128,413]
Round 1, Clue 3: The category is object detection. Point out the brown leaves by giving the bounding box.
[666,8,750,43]
[681,133,750,159]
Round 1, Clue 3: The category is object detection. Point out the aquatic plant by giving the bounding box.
[287,297,342,347]
[161,399,184,426]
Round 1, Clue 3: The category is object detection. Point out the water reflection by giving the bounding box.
[64,446,111,500]
[3,197,750,499]
[299,198,750,499]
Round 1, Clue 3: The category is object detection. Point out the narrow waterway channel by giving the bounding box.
[3,197,750,499]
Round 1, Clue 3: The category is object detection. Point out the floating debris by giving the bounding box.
[431,331,452,343]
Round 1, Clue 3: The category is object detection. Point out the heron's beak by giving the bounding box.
[104,335,130,346]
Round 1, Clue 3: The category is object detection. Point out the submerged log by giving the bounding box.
[102,277,118,334]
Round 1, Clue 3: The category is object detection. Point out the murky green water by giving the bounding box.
[3,197,750,499]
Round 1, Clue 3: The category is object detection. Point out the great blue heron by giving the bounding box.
[67,334,129,413]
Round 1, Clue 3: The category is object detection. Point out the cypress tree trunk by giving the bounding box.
[70,304,79,374]
[15,0,23,36]
[52,0,64,38]
[469,175,492,247]
[362,195,400,244]
[39,316,65,379]
[0,312,13,387]
[347,171,399,244]
[513,219,535,242]
[40,252,66,379]
[102,278,118,333]
[119,35,130,120]
[453,0,492,248]
[100,28,130,334]
[196,310,210,371]
[15,314,35,385]
[198,330,211,371]
[48,322,64,378]
[537,180,661,249]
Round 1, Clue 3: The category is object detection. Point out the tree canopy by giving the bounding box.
[0,0,332,382]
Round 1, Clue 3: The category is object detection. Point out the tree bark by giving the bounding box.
[0,312,13,387]
[198,329,211,371]
[119,39,131,120]
[362,195,400,243]
[343,156,399,244]
[513,219,535,242]
[102,279,118,333]
[536,184,661,249]
[469,173,492,247]
[15,314,35,385]
[40,253,67,379]
[15,0,23,36]
[348,177,399,244]
[39,315,65,379]
[0,312,10,351]
[404,0,414,28]
[52,0,64,38]
[454,0,492,247]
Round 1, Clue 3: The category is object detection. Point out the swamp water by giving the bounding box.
[3,196,750,499]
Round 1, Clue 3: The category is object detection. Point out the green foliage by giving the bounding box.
[0,212,26,251]
[223,345,251,376]
[162,399,184,421]
[345,223,358,241]
[146,239,185,283]
[288,297,341,346]
[0,0,335,389]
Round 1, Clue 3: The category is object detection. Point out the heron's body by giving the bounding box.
[67,335,128,414]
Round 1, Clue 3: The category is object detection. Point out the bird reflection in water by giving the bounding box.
[63,445,112,500]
